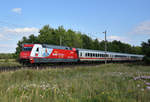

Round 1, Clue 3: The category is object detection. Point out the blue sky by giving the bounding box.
[0,0,150,53]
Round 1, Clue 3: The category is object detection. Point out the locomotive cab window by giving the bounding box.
[22,47,32,51]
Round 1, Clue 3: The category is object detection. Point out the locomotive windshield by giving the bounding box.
[22,47,32,51]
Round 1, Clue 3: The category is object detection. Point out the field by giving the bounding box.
[0,59,21,67]
[0,63,150,102]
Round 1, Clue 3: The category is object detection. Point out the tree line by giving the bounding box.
[141,39,150,65]
[15,25,143,58]
[0,53,15,59]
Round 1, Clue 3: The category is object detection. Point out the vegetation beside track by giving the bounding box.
[0,64,150,102]
[0,59,21,67]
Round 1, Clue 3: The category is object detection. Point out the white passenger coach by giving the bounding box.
[78,49,144,62]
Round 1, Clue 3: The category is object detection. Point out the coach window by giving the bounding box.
[103,54,104,57]
[93,53,95,57]
[106,54,108,57]
[80,52,82,57]
[88,53,90,57]
[90,53,92,57]
[85,53,87,57]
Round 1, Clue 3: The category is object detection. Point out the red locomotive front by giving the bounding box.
[19,44,34,64]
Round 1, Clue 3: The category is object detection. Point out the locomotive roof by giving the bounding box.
[22,43,34,47]
[42,44,72,50]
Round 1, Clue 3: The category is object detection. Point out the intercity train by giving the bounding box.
[19,43,144,64]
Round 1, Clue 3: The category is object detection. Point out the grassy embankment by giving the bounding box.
[0,63,150,102]
[0,59,21,67]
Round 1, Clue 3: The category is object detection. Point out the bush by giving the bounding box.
[143,56,150,65]
[141,39,150,65]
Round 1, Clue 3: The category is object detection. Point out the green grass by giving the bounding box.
[0,59,21,67]
[0,63,150,102]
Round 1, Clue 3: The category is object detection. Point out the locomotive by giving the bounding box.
[19,43,144,64]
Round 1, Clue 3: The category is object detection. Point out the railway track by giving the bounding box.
[0,66,21,72]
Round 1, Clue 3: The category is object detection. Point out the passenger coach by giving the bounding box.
[78,49,143,62]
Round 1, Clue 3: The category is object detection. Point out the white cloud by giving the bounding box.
[108,35,122,41]
[0,33,12,40]
[12,8,22,14]
[0,26,39,53]
[131,20,150,35]
[0,44,16,48]
[0,34,4,40]
[108,35,130,43]
[4,27,39,34]
[0,44,16,53]
[0,27,39,41]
